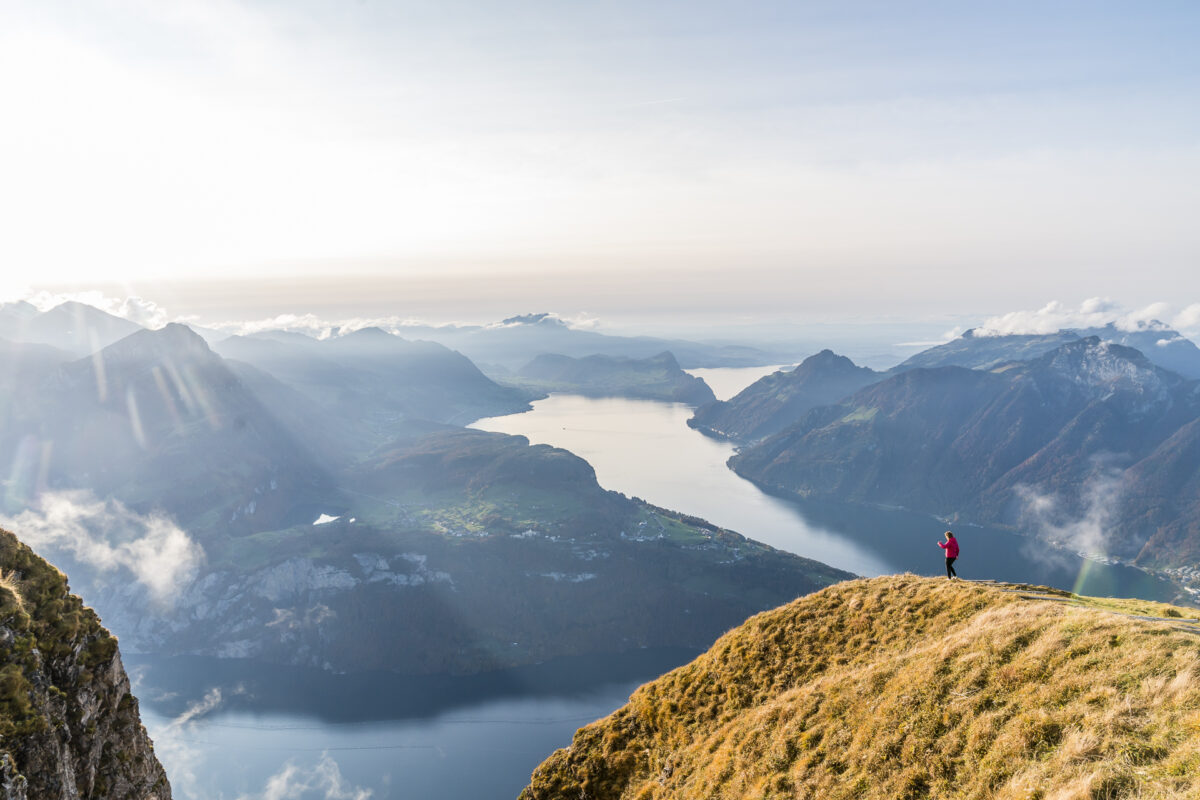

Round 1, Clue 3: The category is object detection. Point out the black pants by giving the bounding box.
[945,557,957,578]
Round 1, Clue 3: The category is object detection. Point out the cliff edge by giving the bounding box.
[0,528,170,799]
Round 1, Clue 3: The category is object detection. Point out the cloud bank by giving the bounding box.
[208,309,597,339]
[0,490,204,603]
[977,298,1200,338]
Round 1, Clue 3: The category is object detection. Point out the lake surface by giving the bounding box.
[686,364,793,400]
[134,648,696,800]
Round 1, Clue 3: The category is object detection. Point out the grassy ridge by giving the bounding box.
[521,575,1200,799]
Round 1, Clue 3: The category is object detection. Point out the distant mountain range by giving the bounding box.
[729,337,1200,569]
[390,313,789,369]
[503,351,716,405]
[897,323,1200,378]
[692,323,1200,447]
[215,325,535,433]
[0,301,143,356]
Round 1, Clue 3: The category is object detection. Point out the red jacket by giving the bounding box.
[938,538,960,558]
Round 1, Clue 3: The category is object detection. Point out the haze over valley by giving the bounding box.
[3,288,1200,798]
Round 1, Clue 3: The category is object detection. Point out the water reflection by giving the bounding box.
[133,648,696,800]
[128,648,697,722]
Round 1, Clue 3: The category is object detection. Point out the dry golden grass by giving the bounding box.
[0,568,25,613]
[521,575,1200,800]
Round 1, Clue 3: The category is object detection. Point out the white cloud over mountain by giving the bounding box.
[977,299,1200,338]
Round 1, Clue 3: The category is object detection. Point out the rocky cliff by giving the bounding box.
[0,528,169,800]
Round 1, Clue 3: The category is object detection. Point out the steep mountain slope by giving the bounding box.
[1,324,332,534]
[0,339,74,423]
[0,528,170,799]
[510,351,716,404]
[522,575,1200,800]
[1115,417,1200,569]
[731,339,1200,563]
[689,350,882,443]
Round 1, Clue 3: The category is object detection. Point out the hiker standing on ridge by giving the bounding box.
[937,531,959,579]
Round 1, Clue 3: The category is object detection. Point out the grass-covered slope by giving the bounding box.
[522,575,1200,800]
[0,528,170,799]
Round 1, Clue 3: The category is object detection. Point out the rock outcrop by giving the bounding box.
[0,528,170,799]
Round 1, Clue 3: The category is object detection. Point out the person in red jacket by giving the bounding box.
[937,531,959,579]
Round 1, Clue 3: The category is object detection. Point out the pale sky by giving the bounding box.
[2,1,1198,320]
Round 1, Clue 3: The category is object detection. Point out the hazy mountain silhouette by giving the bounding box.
[511,351,716,404]
[388,314,782,369]
[689,350,883,443]
[8,301,144,356]
[216,326,533,431]
[1,323,333,532]
[0,300,41,340]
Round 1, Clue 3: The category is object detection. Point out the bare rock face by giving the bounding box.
[0,528,170,800]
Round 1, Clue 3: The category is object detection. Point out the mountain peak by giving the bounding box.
[649,350,681,367]
[1034,336,1162,388]
[0,299,39,318]
[98,321,215,364]
[794,348,868,377]
[342,326,394,339]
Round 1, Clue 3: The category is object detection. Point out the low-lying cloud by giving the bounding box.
[1016,458,1127,558]
[977,298,1200,338]
[0,490,204,603]
[210,309,599,339]
[168,687,228,730]
[240,756,373,800]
